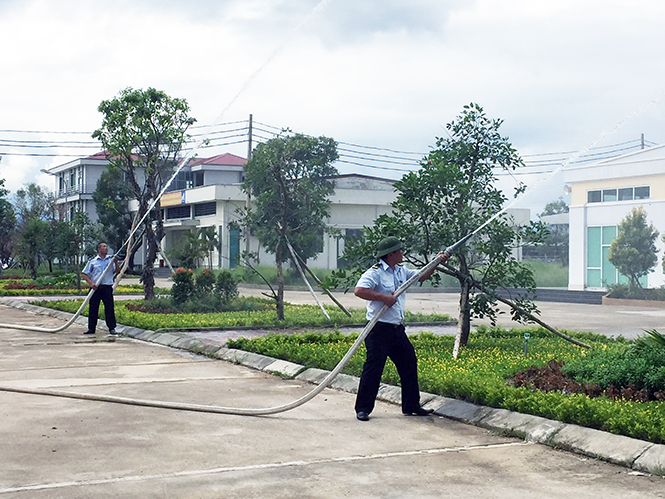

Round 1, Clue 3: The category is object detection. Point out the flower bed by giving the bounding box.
[228,327,665,444]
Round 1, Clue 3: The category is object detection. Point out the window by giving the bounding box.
[602,189,617,202]
[635,186,650,199]
[194,171,204,187]
[587,186,650,204]
[194,202,216,217]
[169,171,193,191]
[618,188,633,201]
[229,227,240,268]
[166,205,191,220]
[586,225,635,288]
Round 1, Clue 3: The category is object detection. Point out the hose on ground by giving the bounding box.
[0,256,444,416]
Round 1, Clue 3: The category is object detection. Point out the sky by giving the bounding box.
[1,0,665,216]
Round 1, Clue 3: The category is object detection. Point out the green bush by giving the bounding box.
[606,283,665,301]
[195,269,215,297]
[171,268,194,305]
[33,273,78,287]
[215,270,238,303]
[563,336,665,391]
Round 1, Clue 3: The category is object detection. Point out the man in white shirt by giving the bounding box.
[82,242,119,335]
[353,237,448,421]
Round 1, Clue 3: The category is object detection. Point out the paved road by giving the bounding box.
[237,285,665,340]
[1,303,664,497]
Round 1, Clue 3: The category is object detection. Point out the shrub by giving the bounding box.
[171,268,194,305]
[195,269,215,297]
[563,333,665,392]
[215,270,238,304]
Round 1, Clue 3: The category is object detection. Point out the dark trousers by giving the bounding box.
[88,285,116,332]
[354,322,421,415]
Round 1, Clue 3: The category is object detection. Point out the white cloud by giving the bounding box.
[1,0,665,212]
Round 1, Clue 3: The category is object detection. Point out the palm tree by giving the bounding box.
[199,226,219,270]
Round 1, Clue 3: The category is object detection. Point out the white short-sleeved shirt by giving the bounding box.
[82,255,116,286]
[355,259,418,324]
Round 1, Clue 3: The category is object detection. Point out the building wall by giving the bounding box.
[566,145,665,290]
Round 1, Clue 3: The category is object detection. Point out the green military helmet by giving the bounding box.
[376,237,403,258]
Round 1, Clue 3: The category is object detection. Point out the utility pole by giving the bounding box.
[641,133,645,150]
[245,114,253,255]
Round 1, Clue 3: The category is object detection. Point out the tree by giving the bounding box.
[329,103,545,351]
[93,87,195,299]
[68,212,100,290]
[541,198,569,216]
[608,206,659,289]
[16,217,49,278]
[93,167,135,267]
[167,230,207,269]
[14,183,53,225]
[199,226,219,270]
[12,183,54,278]
[0,176,16,274]
[526,197,569,265]
[238,132,339,320]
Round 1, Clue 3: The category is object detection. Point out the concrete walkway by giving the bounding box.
[1,298,665,497]
[234,284,665,340]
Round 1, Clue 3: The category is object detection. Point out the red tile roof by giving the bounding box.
[88,151,246,166]
[188,153,247,166]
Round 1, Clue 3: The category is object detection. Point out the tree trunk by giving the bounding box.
[142,220,158,301]
[453,277,472,358]
[275,242,285,321]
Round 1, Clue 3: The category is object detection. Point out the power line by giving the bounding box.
[0,121,660,178]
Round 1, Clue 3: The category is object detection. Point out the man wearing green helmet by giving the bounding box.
[353,237,448,422]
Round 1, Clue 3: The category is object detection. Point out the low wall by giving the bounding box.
[602,296,665,308]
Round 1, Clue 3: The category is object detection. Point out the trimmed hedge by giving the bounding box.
[228,327,665,444]
[33,298,454,331]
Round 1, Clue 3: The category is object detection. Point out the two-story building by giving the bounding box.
[47,151,531,271]
[565,144,665,290]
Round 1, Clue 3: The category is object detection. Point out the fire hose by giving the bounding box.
[0,250,448,415]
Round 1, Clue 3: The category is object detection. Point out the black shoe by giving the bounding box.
[83,330,95,335]
[356,411,370,421]
[403,407,434,416]
[109,329,117,335]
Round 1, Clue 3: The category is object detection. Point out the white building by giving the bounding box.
[43,151,112,222]
[160,172,397,269]
[565,145,665,290]
[46,151,531,271]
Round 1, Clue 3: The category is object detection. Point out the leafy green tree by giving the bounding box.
[14,183,53,224]
[12,183,55,277]
[93,87,195,299]
[0,176,16,274]
[608,206,659,289]
[167,230,207,269]
[16,217,49,278]
[329,103,545,350]
[68,212,101,290]
[238,132,338,320]
[93,167,134,266]
[527,197,569,266]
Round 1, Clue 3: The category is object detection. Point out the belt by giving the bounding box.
[375,321,404,329]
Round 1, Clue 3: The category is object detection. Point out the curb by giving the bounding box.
[2,297,664,477]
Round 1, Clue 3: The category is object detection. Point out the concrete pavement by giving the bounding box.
[236,284,665,339]
[1,299,665,497]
